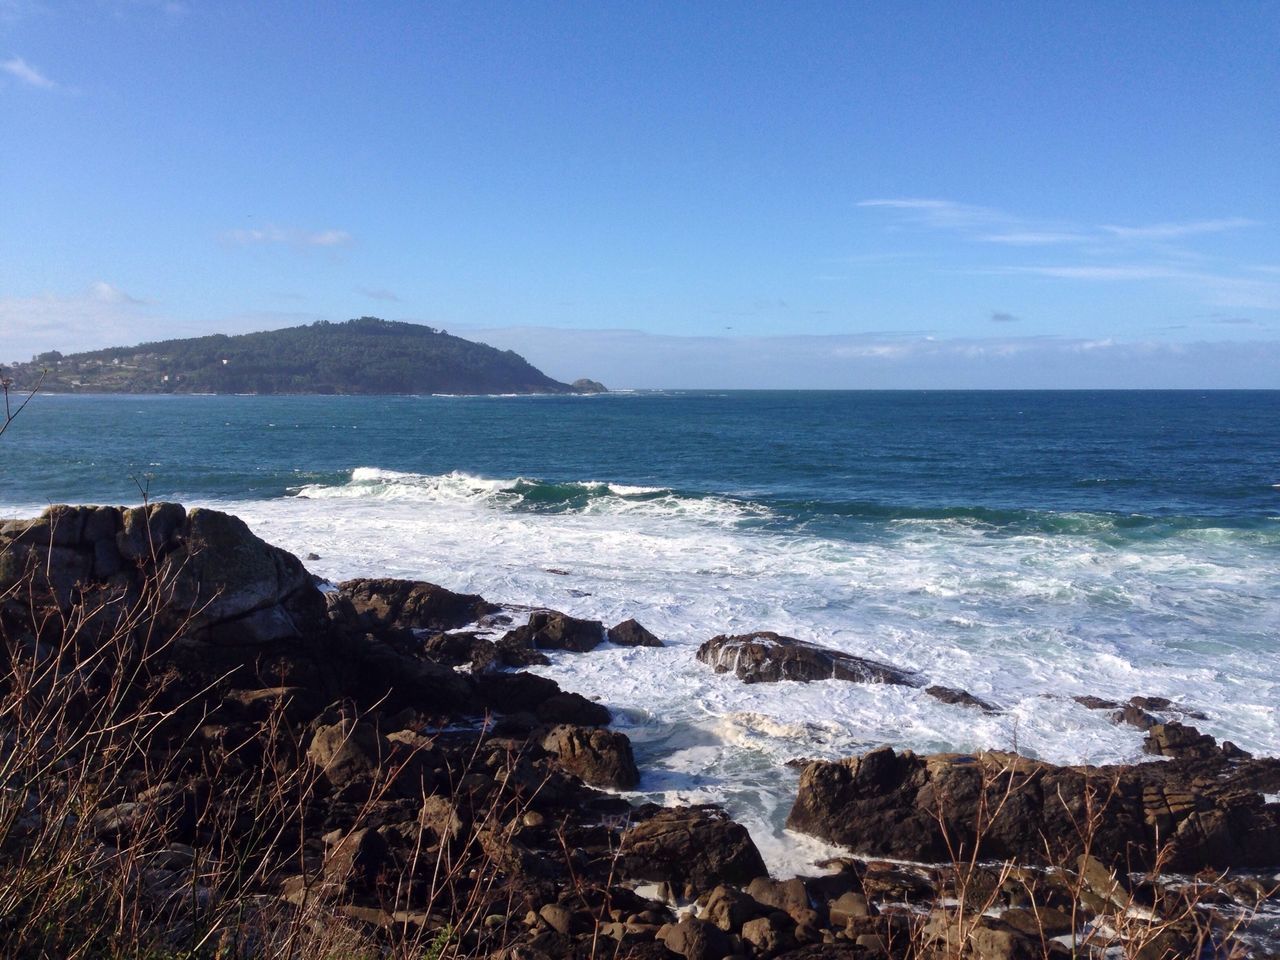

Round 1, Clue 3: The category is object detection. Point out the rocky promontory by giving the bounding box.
[1,503,1277,959]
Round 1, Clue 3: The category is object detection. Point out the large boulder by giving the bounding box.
[331,578,497,635]
[500,610,606,654]
[162,508,325,644]
[540,724,639,789]
[619,805,768,899]
[608,618,664,647]
[697,632,918,686]
[0,504,324,644]
[786,746,1280,872]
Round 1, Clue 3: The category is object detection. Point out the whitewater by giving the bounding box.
[2,391,1277,874]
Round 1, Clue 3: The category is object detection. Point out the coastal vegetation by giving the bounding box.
[2,317,601,396]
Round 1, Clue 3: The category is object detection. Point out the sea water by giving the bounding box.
[3,390,1278,873]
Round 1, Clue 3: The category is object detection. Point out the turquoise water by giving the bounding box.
[3,390,1278,871]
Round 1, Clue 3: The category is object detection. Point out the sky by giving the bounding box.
[2,1,1278,388]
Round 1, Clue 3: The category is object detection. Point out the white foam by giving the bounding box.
[12,467,1275,877]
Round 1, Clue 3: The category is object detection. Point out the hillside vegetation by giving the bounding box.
[5,317,601,395]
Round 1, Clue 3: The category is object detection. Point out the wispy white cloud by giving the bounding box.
[861,199,1259,249]
[1002,264,1280,309]
[857,198,1004,230]
[221,224,353,248]
[0,283,154,362]
[462,325,1280,389]
[90,280,146,304]
[1100,218,1259,241]
[2,55,56,89]
[977,231,1089,246]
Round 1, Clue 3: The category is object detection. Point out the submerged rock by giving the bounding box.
[925,685,999,712]
[696,631,918,686]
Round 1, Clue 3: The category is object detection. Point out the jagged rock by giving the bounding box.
[619,806,768,899]
[700,884,766,931]
[786,745,1280,872]
[696,632,918,686]
[540,724,639,789]
[740,914,796,955]
[1143,721,1222,761]
[162,508,325,643]
[608,618,664,647]
[1112,704,1158,730]
[500,610,606,654]
[332,578,497,635]
[925,685,999,712]
[322,827,394,891]
[1073,695,1121,710]
[657,916,731,960]
[307,718,383,791]
[0,504,324,643]
[535,692,611,726]
[827,891,874,926]
[746,876,816,926]
[921,910,1040,960]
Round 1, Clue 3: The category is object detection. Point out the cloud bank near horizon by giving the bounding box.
[2,293,1276,390]
[463,325,1280,390]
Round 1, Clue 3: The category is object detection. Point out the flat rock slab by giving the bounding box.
[696,631,919,686]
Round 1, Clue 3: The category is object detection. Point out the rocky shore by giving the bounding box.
[1,503,1277,958]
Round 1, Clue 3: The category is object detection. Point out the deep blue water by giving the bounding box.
[4,390,1279,871]
[3,391,1278,535]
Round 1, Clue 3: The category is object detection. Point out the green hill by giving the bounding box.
[6,317,602,395]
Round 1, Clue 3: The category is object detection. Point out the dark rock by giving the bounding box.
[163,507,325,644]
[323,827,394,891]
[657,916,731,960]
[1143,722,1221,761]
[1112,704,1158,730]
[571,378,607,394]
[536,692,611,726]
[1073,695,1121,710]
[786,746,1280,872]
[827,892,874,926]
[475,672,562,714]
[696,632,918,686]
[333,577,497,634]
[307,718,383,791]
[540,724,639,789]
[620,806,768,899]
[500,610,606,654]
[608,618,664,648]
[925,685,999,712]
[701,884,767,932]
[740,914,796,955]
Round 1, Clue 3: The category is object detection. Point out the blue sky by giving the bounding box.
[2,1,1278,387]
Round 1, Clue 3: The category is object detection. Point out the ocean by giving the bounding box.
[3,390,1278,873]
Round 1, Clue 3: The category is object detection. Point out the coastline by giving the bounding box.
[2,502,1277,957]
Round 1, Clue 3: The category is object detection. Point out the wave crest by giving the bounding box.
[292,468,769,524]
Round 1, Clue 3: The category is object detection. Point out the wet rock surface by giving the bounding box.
[697,631,919,686]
